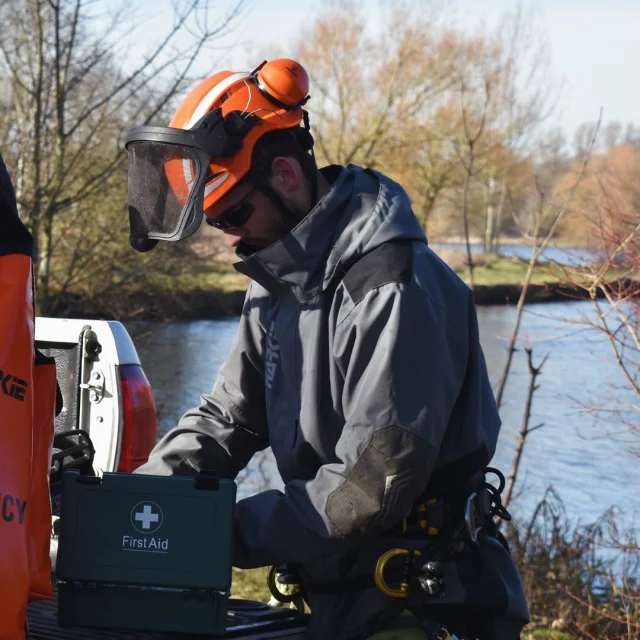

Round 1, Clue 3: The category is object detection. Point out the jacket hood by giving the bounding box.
[234,165,427,300]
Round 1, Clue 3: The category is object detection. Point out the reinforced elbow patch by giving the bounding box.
[325,426,435,537]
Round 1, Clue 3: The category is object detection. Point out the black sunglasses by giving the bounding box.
[205,187,255,230]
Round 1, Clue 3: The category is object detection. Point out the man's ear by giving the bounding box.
[270,156,301,192]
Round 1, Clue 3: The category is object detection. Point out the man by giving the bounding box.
[128,59,529,639]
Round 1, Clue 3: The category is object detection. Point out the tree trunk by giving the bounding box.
[493,176,507,251]
[484,174,496,254]
[494,254,537,409]
[421,195,436,236]
[462,142,475,290]
[503,347,547,511]
[31,0,46,297]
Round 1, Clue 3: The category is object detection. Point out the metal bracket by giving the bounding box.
[80,370,105,404]
[82,327,102,361]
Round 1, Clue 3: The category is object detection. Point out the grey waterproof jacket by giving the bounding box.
[136,165,529,639]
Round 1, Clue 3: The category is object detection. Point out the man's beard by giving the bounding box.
[237,206,302,256]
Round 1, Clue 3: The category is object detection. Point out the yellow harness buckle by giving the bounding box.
[374,548,422,598]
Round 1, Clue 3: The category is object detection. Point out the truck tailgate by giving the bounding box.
[28,586,307,640]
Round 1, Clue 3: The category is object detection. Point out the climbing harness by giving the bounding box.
[373,467,512,601]
[374,549,447,599]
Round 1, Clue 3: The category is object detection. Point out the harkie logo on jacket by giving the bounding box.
[265,321,280,391]
[0,369,27,401]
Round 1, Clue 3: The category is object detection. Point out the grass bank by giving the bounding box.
[158,252,621,294]
[45,253,624,321]
[231,566,270,601]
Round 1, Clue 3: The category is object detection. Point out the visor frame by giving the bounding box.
[125,110,260,245]
[126,139,210,243]
[125,109,258,158]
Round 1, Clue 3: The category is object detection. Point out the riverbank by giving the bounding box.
[42,254,622,322]
[46,279,611,322]
[94,282,604,319]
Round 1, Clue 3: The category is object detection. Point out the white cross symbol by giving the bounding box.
[134,504,159,530]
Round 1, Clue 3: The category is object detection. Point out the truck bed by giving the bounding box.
[30,322,308,639]
[27,586,307,640]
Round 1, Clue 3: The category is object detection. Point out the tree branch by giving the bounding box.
[503,346,548,511]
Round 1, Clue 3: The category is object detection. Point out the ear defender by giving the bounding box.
[254,59,310,110]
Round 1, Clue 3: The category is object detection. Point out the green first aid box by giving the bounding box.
[55,470,237,635]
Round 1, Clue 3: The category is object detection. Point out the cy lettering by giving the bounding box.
[0,494,27,524]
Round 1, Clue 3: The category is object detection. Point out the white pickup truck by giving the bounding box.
[27,317,307,640]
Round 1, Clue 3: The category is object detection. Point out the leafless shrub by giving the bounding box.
[506,488,640,638]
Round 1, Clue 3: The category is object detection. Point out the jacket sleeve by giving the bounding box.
[1,152,33,257]
[233,281,469,568]
[134,285,270,479]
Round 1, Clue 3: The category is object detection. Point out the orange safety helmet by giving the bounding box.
[125,59,311,252]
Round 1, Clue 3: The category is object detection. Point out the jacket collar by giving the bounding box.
[233,165,426,302]
[233,166,354,301]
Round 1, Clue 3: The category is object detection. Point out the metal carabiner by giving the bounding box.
[464,492,482,543]
[374,548,422,598]
[266,564,303,604]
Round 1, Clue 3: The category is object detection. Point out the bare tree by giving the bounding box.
[574,120,601,157]
[494,112,602,409]
[405,132,462,234]
[481,5,558,253]
[456,77,490,291]
[0,0,248,314]
[503,347,547,511]
[269,1,560,257]
[455,5,560,256]
[291,0,459,169]
[558,160,640,450]
[604,120,624,150]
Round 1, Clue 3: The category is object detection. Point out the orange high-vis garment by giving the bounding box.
[1,152,55,639]
[28,351,57,602]
[0,252,35,640]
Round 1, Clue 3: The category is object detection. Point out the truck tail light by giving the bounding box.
[117,364,157,473]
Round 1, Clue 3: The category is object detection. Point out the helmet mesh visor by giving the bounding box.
[128,142,202,239]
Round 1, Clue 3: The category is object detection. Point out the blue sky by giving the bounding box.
[130,0,638,139]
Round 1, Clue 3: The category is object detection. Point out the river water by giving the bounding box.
[129,298,640,533]
[431,241,604,266]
